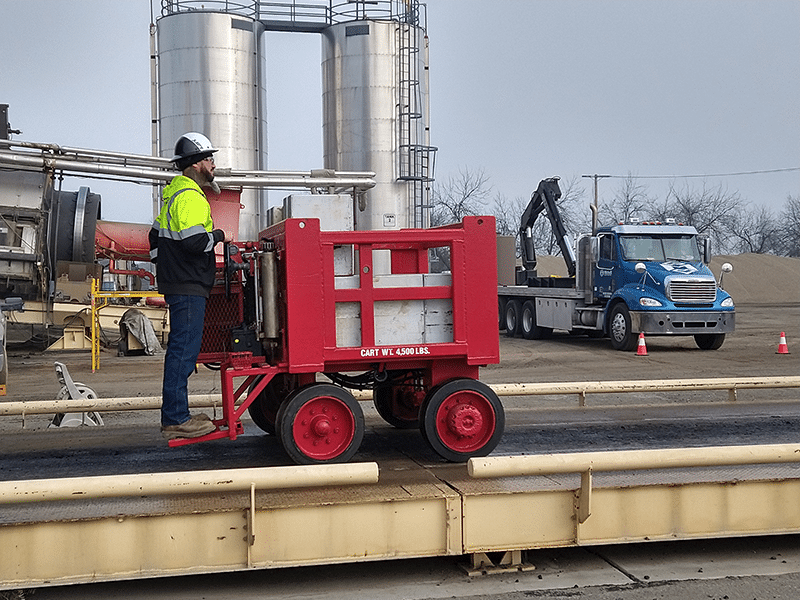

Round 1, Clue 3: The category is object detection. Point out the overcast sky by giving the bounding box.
[2,0,798,225]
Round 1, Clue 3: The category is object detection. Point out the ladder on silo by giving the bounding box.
[397,20,436,228]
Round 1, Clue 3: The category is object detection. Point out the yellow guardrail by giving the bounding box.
[90,277,163,372]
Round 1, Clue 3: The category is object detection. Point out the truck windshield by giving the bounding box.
[619,235,700,262]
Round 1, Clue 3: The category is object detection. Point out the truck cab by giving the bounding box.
[499,177,735,351]
[593,222,735,350]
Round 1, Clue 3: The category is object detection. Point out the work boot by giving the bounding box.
[161,414,216,440]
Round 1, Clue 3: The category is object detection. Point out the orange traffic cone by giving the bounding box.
[777,332,790,354]
[636,332,648,356]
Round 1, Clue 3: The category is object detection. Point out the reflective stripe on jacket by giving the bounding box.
[148,175,223,298]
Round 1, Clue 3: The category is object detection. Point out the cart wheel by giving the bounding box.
[277,383,364,464]
[420,379,504,462]
[247,374,293,435]
[373,384,420,429]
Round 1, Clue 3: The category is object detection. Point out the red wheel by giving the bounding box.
[277,384,364,464]
[247,374,294,435]
[420,379,505,462]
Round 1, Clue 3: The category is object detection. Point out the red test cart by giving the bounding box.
[170,215,503,464]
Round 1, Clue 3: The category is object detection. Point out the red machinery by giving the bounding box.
[167,214,503,464]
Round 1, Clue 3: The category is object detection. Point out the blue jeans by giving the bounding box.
[161,294,207,426]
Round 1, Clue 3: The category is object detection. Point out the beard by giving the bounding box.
[200,163,220,194]
[201,163,215,183]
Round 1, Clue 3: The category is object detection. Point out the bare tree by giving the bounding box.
[660,180,743,253]
[429,167,493,270]
[724,204,780,255]
[492,192,526,237]
[599,174,652,226]
[778,195,800,257]
[430,167,492,227]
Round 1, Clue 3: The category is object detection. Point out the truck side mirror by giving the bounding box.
[702,238,711,264]
[719,262,733,289]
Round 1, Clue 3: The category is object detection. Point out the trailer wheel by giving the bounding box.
[420,379,505,462]
[521,300,552,340]
[694,333,725,350]
[609,304,637,351]
[498,298,506,331]
[374,384,420,429]
[505,299,522,337]
[277,383,364,464]
[247,374,293,435]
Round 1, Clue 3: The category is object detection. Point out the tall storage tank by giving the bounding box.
[322,9,434,232]
[156,10,267,240]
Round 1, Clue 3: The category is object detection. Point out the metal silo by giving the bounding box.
[322,3,435,232]
[156,9,267,240]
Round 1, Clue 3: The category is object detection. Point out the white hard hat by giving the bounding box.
[171,132,218,169]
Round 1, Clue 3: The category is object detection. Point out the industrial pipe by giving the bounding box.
[0,463,380,504]
[468,443,800,479]
[0,150,175,182]
[0,149,376,190]
[1,376,797,416]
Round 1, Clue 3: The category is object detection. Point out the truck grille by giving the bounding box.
[667,280,717,303]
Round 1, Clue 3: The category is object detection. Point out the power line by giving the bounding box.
[605,167,800,180]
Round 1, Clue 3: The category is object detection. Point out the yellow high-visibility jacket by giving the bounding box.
[148,175,224,297]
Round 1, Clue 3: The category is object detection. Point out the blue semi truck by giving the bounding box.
[499,177,735,351]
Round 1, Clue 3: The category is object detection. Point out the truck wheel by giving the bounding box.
[373,383,420,429]
[420,379,505,462]
[609,304,637,351]
[505,299,522,337]
[694,334,725,350]
[498,298,506,331]
[247,374,293,435]
[277,383,364,464]
[521,300,552,340]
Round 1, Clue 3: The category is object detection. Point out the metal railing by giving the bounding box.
[0,463,379,504]
[2,376,798,420]
[160,0,427,29]
[468,443,800,524]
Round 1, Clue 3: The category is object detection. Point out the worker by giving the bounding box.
[149,132,230,440]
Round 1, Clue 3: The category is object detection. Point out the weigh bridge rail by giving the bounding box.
[0,463,379,504]
[489,375,800,405]
[4,443,800,589]
[469,444,800,525]
[1,376,798,418]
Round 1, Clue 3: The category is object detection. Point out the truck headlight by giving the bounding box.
[639,297,662,307]
[721,297,734,307]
